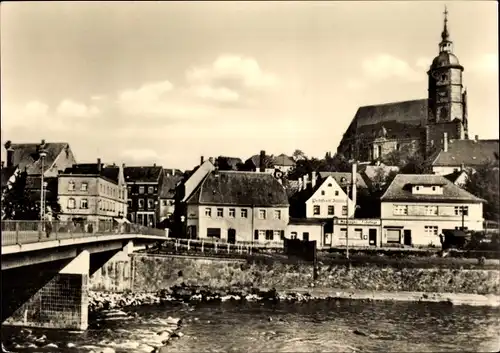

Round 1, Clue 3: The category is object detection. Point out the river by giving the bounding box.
[2,300,500,352]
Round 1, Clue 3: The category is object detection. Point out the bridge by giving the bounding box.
[1,220,167,331]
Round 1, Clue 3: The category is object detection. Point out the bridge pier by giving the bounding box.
[4,250,90,330]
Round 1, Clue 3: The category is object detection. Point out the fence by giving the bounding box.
[1,220,166,247]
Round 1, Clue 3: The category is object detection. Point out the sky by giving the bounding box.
[1,1,498,170]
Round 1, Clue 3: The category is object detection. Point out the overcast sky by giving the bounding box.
[1,1,498,170]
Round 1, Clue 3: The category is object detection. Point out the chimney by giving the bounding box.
[460,163,465,172]
[303,174,309,189]
[443,132,448,152]
[298,177,303,191]
[153,163,156,167]
[475,135,479,143]
[208,157,214,164]
[172,169,175,176]
[200,156,205,165]
[5,140,14,168]
[311,171,317,188]
[259,150,266,173]
[97,158,102,173]
[351,163,357,209]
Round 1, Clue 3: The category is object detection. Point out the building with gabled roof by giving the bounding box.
[380,174,484,246]
[430,134,499,175]
[185,170,289,242]
[58,159,128,225]
[159,171,183,224]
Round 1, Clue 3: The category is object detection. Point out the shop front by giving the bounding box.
[332,218,382,247]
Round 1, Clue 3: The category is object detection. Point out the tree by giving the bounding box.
[465,161,500,223]
[292,149,306,161]
[1,172,61,221]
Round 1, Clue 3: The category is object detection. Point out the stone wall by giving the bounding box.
[125,254,500,295]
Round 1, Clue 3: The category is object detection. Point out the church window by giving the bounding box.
[396,144,400,151]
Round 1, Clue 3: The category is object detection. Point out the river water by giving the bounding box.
[2,300,500,352]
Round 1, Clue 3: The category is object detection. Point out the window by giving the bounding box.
[139,186,145,194]
[147,199,154,209]
[274,210,281,220]
[127,200,132,208]
[328,183,333,187]
[393,205,408,215]
[217,208,223,217]
[425,226,438,236]
[303,232,310,241]
[455,206,469,216]
[127,186,132,194]
[328,205,335,215]
[335,191,339,196]
[148,186,154,194]
[80,199,88,209]
[259,210,266,219]
[81,182,88,191]
[207,228,221,239]
[321,190,325,195]
[396,144,400,151]
[416,186,420,191]
[68,198,76,209]
[424,206,438,216]
[256,230,266,240]
[266,230,274,241]
[205,208,212,217]
[354,228,363,239]
[138,199,144,209]
[241,209,248,218]
[68,181,75,191]
[229,208,236,218]
[313,205,320,215]
[340,228,347,238]
[432,186,436,191]
[162,200,167,206]
[290,232,298,239]
[342,206,348,216]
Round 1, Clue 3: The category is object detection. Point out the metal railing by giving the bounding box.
[1,220,167,247]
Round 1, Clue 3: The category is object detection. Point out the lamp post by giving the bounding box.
[341,177,350,260]
[39,145,47,222]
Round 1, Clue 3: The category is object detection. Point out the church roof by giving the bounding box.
[431,52,461,69]
[352,99,428,129]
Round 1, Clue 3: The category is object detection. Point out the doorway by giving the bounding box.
[228,228,236,244]
[368,228,377,246]
[403,229,412,246]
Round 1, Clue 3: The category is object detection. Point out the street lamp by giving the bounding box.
[340,177,350,260]
[39,144,47,222]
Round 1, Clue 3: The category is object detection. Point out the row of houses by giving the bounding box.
[0,141,297,229]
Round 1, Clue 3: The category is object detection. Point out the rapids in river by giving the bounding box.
[2,299,500,352]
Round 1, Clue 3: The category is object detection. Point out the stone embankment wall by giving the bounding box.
[90,254,500,295]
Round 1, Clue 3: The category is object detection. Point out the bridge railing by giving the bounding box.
[1,220,166,247]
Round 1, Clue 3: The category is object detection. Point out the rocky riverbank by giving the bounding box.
[88,283,500,312]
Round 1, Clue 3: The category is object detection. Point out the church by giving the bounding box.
[336,9,470,162]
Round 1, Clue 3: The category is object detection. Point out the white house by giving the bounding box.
[380,174,484,247]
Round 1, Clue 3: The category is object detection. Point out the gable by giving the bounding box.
[306,176,348,204]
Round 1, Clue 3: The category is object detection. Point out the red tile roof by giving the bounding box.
[381,174,484,203]
[431,139,499,167]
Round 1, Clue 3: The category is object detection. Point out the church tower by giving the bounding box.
[426,7,469,153]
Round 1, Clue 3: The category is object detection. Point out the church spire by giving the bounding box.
[439,6,453,53]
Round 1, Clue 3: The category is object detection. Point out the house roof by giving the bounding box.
[160,174,183,199]
[381,174,484,203]
[318,172,368,189]
[352,99,428,129]
[1,167,18,188]
[284,179,301,198]
[163,168,183,177]
[273,154,296,167]
[124,166,163,183]
[186,171,289,206]
[443,170,467,184]
[431,139,499,167]
[61,164,121,184]
[7,142,70,175]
